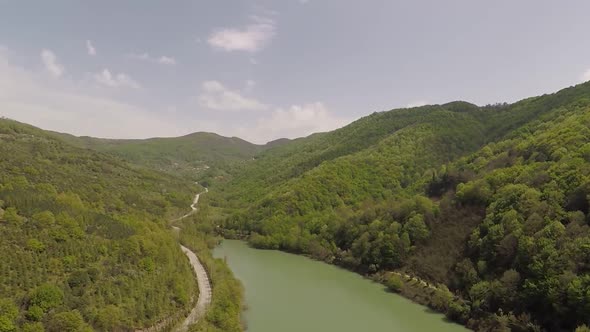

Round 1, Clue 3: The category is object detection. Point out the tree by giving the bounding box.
[0,316,16,332]
[26,306,44,322]
[22,322,45,332]
[0,300,17,321]
[0,299,17,332]
[26,239,46,252]
[29,284,64,312]
[32,211,55,227]
[46,310,92,332]
[404,214,430,243]
[95,305,126,331]
[2,208,24,225]
[385,274,403,293]
[469,281,492,311]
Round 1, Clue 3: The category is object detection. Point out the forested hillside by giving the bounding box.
[210,82,590,331]
[0,119,199,331]
[54,132,268,179]
[4,80,589,331]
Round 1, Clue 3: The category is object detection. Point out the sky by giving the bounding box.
[1,0,590,144]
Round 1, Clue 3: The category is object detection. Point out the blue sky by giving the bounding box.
[1,0,590,143]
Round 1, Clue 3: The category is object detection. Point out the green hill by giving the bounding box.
[211,82,590,331]
[53,132,270,179]
[4,80,590,331]
[0,119,198,331]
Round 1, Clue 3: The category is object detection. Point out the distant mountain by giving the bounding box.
[264,137,292,149]
[52,131,276,178]
[212,81,590,331]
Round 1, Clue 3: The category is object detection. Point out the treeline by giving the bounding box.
[0,119,197,331]
[211,82,590,331]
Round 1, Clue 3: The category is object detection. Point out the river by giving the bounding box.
[213,240,468,332]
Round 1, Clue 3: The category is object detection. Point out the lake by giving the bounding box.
[213,240,468,332]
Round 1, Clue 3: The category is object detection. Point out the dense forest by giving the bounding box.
[0,119,244,332]
[4,81,590,332]
[201,82,590,331]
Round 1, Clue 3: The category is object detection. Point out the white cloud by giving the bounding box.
[2,48,352,146]
[406,101,429,108]
[129,53,176,65]
[198,80,267,111]
[208,16,276,52]
[0,49,184,139]
[132,53,150,60]
[94,69,141,89]
[242,102,351,143]
[158,56,176,65]
[40,49,64,78]
[86,40,96,56]
[299,0,310,3]
[582,68,590,82]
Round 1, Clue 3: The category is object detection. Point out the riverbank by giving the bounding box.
[214,240,468,332]
[176,191,245,331]
[177,245,212,331]
[231,233,537,331]
[179,234,245,331]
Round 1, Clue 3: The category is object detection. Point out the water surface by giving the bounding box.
[213,240,468,332]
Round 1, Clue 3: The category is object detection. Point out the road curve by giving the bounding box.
[177,244,212,331]
[175,187,212,332]
[135,186,212,332]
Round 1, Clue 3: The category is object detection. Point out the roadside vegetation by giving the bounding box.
[176,202,245,332]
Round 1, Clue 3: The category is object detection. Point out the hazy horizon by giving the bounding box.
[1,0,590,144]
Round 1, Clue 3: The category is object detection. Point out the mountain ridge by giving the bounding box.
[207,81,590,331]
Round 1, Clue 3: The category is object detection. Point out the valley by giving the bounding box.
[3,3,590,331]
[2,82,590,332]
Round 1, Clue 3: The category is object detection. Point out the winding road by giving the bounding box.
[135,186,212,332]
[175,186,211,332]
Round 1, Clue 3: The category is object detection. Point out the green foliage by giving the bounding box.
[0,299,18,332]
[26,306,44,322]
[0,300,18,321]
[94,305,127,331]
[28,284,63,312]
[0,118,198,330]
[46,310,92,332]
[178,203,244,332]
[22,322,44,332]
[5,78,590,331]
[55,131,273,179]
[404,214,430,243]
[385,274,403,293]
[26,238,45,252]
[0,317,16,332]
[207,82,590,331]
